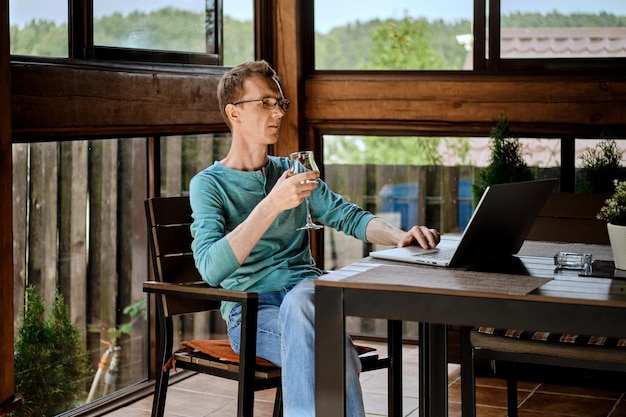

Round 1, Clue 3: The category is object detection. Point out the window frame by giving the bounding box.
[311,0,626,74]
[68,0,222,65]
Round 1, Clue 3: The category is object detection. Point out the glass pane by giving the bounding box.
[501,1,626,59]
[314,0,473,70]
[159,133,231,197]
[9,0,68,57]
[576,138,626,193]
[322,134,567,270]
[223,1,254,65]
[159,134,231,347]
[12,138,149,414]
[94,0,215,53]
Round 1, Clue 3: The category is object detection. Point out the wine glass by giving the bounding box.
[290,151,324,231]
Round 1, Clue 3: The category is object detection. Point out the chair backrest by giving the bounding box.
[527,192,610,244]
[145,196,220,316]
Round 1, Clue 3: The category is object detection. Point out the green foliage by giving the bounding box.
[315,21,379,69]
[94,8,207,52]
[368,16,445,70]
[11,8,235,58]
[502,11,626,28]
[598,180,626,226]
[10,19,67,57]
[325,136,442,165]
[578,138,626,194]
[106,298,147,344]
[13,286,92,417]
[472,114,534,205]
[223,16,254,66]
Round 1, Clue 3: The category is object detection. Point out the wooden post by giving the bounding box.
[58,141,89,345]
[88,139,119,364]
[0,0,21,412]
[28,142,59,308]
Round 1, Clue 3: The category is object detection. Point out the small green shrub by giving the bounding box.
[12,286,92,417]
[578,138,626,194]
[472,114,534,205]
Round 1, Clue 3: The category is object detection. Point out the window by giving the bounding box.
[93,1,212,53]
[11,133,233,415]
[10,0,224,64]
[223,1,254,65]
[9,0,68,57]
[314,0,473,70]
[313,0,626,71]
[12,138,149,414]
[321,134,626,271]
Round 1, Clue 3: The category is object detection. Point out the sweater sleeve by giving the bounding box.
[189,172,241,287]
[308,180,376,241]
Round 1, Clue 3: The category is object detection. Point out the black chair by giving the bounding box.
[461,325,626,417]
[461,194,624,417]
[143,196,395,417]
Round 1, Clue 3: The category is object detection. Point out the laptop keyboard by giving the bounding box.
[416,248,455,260]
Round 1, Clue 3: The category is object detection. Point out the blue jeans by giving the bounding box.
[227,278,365,417]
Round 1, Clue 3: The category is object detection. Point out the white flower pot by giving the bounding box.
[607,223,626,270]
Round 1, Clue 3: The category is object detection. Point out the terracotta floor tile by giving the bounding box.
[610,397,626,417]
[519,391,616,417]
[536,382,623,399]
[103,343,626,417]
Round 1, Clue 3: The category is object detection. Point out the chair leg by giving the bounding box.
[151,368,170,417]
[272,385,283,417]
[152,316,174,417]
[460,326,476,417]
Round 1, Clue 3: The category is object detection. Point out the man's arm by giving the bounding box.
[365,217,440,249]
[226,170,319,264]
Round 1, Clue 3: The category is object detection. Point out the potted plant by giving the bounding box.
[472,113,534,206]
[597,179,626,270]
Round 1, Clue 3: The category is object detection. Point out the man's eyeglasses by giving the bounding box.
[231,97,290,112]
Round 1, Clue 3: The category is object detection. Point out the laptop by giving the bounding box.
[370,179,557,268]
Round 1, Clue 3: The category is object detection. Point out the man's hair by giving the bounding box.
[217,60,281,128]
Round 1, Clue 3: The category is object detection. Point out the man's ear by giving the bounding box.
[225,103,238,124]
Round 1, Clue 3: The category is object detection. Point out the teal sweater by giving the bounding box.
[189,156,375,319]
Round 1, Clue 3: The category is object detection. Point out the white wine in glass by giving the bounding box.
[290,151,324,230]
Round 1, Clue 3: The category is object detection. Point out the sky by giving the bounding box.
[9,0,626,32]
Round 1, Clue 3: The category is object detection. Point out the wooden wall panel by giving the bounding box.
[305,75,626,137]
[11,62,228,140]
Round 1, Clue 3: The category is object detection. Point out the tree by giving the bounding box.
[368,16,444,70]
[472,114,534,205]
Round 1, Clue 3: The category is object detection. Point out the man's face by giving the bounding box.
[228,75,286,146]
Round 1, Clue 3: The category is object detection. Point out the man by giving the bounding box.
[189,60,439,416]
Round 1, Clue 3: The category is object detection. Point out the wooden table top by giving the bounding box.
[316,240,626,307]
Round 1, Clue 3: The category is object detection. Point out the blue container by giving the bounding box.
[458,179,473,231]
[379,183,419,231]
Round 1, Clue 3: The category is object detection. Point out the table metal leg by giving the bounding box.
[419,322,448,417]
[315,286,345,417]
[388,320,403,417]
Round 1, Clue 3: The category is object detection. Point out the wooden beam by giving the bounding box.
[11,60,228,140]
[304,74,626,137]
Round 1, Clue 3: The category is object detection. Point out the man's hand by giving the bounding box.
[397,225,440,249]
[267,170,320,212]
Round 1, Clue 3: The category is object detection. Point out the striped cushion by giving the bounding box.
[477,327,626,348]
